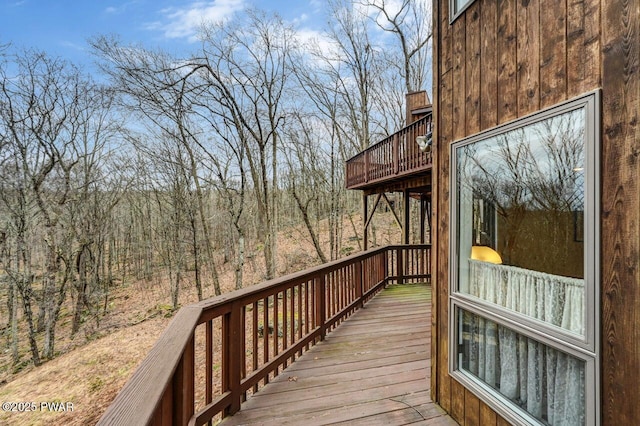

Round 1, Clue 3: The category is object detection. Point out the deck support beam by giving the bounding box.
[363,194,369,250]
[403,189,410,244]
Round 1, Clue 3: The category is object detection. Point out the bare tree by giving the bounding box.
[64,85,125,335]
[290,0,408,255]
[282,113,330,263]
[208,136,247,290]
[358,0,432,94]
[91,38,222,297]
[0,49,123,362]
[194,9,295,279]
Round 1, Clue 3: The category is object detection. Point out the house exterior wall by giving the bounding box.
[431,0,639,424]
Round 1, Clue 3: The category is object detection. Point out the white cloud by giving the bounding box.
[104,1,140,15]
[292,13,308,26]
[151,0,246,42]
[308,0,323,11]
[295,28,330,51]
[59,40,86,51]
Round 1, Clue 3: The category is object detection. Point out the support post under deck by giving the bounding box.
[363,194,368,251]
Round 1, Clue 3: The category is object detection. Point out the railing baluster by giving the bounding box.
[393,133,399,174]
[315,274,326,341]
[291,286,296,359]
[305,281,311,350]
[339,268,344,315]
[364,150,369,183]
[206,320,213,407]
[262,296,269,386]
[240,306,247,402]
[297,283,303,357]
[282,289,288,368]
[252,302,258,394]
[273,293,279,376]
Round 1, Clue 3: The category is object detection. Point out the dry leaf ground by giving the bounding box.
[0,211,405,425]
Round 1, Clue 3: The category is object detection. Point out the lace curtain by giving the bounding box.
[462,260,585,425]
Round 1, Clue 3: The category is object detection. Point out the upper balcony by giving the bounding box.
[345,112,433,191]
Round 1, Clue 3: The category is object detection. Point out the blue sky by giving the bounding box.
[0,0,325,70]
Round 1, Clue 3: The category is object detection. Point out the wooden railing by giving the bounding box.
[345,113,433,189]
[98,244,431,426]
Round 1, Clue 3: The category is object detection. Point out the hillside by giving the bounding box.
[0,212,404,425]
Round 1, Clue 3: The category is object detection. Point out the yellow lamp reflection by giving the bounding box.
[471,246,502,264]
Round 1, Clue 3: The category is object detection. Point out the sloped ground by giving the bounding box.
[0,316,168,425]
[0,212,404,425]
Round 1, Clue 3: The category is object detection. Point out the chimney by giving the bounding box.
[405,90,432,125]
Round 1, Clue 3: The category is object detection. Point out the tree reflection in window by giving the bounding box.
[457,108,585,279]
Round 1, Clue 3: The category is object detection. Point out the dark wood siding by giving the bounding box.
[601,0,640,423]
[433,0,639,424]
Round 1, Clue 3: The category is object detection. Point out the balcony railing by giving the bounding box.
[345,114,433,190]
[98,244,431,426]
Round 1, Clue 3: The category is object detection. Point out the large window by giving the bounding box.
[450,92,599,425]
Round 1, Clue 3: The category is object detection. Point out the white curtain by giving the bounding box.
[468,260,584,335]
[463,260,585,425]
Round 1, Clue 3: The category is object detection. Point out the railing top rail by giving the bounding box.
[194,245,390,312]
[99,306,202,426]
[345,114,432,163]
[192,243,429,314]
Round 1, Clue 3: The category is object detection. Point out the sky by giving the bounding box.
[0,0,327,71]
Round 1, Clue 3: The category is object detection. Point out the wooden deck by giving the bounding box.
[221,284,457,426]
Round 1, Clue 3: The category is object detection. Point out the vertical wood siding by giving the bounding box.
[601,0,640,424]
[433,0,639,423]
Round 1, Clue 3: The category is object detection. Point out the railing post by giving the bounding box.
[397,247,404,285]
[314,275,326,341]
[223,304,243,416]
[355,259,363,308]
[427,244,433,284]
[403,188,410,245]
[383,249,389,286]
[172,336,194,425]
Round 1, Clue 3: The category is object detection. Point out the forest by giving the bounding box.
[0,0,431,379]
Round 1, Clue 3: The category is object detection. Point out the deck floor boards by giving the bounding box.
[220,284,457,426]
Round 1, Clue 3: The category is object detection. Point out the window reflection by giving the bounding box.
[456,108,586,335]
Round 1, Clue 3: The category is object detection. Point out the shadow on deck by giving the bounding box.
[221,284,456,425]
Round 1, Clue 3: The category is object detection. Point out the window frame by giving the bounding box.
[449,0,476,23]
[448,91,601,425]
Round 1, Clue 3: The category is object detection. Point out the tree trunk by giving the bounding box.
[18,281,41,366]
[9,278,19,365]
[42,241,57,359]
[293,192,328,263]
[235,233,245,290]
[190,216,203,301]
[71,246,89,335]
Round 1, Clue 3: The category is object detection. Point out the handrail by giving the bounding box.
[98,244,431,426]
[345,113,433,189]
